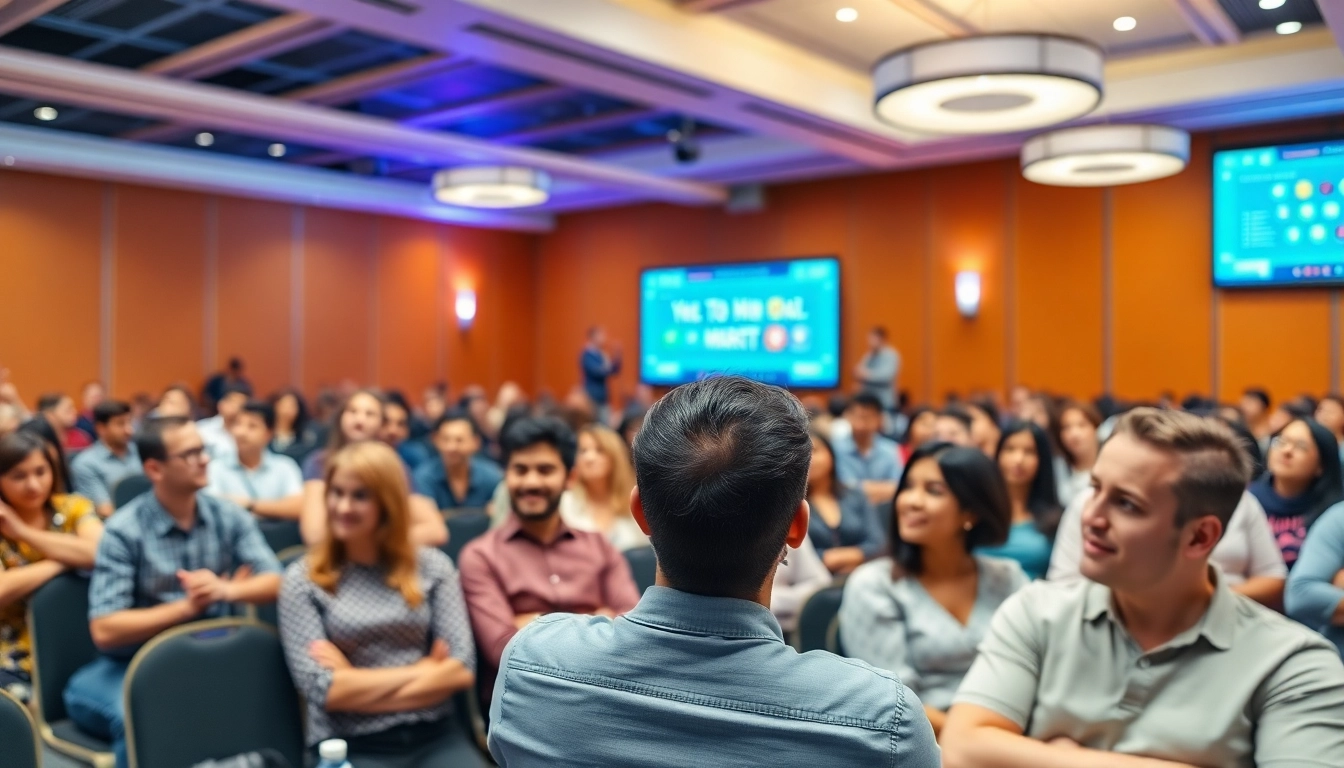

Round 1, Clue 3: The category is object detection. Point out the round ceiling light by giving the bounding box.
[432,166,551,208]
[1021,124,1190,187]
[873,34,1104,135]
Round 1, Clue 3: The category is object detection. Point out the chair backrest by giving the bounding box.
[255,519,303,554]
[27,573,98,725]
[0,689,40,768]
[623,546,657,594]
[441,510,491,564]
[112,473,152,510]
[124,619,304,768]
[796,585,845,653]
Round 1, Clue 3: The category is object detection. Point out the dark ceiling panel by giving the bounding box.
[1215,0,1322,33]
[153,10,251,47]
[0,24,102,56]
[78,0,184,32]
[87,43,164,68]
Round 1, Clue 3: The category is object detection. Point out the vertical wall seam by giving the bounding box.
[290,207,304,389]
[1332,291,1340,394]
[1102,188,1114,394]
[203,197,218,377]
[923,172,934,402]
[1005,165,1017,392]
[369,218,380,385]
[101,184,116,392]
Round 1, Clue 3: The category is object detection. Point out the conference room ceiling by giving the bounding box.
[0,0,1338,230]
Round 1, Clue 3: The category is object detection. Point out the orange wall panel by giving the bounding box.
[442,225,537,396]
[1111,137,1214,401]
[112,185,207,398]
[216,197,293,396]
[1013,177,1105,398]
[1219,290,1331,404]
[302,207,375,393]
[375,216,441,393]
[0,171,103,402]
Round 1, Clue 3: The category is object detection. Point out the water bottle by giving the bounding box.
[316,739,352,768]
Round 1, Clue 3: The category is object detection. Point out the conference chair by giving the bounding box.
[111,474,152,510]
[796,586,845,655]
[256,519,304,554]
[441,509,491,564]
[123,618,304,768]
[252,545,306,628]
[624,546,657,594]
[0,688,40,768]
[27,573,116,768]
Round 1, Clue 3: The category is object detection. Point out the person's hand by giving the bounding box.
[1333,569,1344,590]
[309,640,352,670]
[177,567,244,607]
[0,501,32,542]
[1047,736,1082,749]
[822,547,866,574]
[223,495,252,510]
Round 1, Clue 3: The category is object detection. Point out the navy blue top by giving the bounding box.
[413,455,503,511]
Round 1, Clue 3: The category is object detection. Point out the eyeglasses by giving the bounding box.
[1269,436,1313,453]
[168,445,210,464]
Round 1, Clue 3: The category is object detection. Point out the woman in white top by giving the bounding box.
[1051,400,1101,508]
[560,424,648,551]
[1047,487,1287,607]
[770,536,831,633]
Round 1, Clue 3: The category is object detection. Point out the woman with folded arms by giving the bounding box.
[839,443,1024,738]
[280,441,484,768]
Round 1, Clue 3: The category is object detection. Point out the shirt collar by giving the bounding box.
[625,586,784,642]
[500,511,575,545]
[1082,566,1237,652]
[144,492,211,536]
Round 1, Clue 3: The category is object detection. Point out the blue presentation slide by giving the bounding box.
[639,258,840,388]
[1214,138,1344,287]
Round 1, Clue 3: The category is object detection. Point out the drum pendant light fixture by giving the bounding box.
[1021,125,1190,187]
[873,34,1104,135]
[433,166,551,208]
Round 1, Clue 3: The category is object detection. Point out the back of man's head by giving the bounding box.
[633,376,810,599]
[93,400,131,425]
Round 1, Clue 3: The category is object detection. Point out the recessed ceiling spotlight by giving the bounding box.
[1113,16,1137,32]
[33,106,58,121]
[836,7,858,22]
[1276,20,1302,34]
[195,132,214,147]
[268,143,286,157]
[1259,0,1286,9]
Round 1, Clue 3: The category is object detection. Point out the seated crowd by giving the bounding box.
[0,360,1343,767]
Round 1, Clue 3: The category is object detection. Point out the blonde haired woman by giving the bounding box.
[562,424,648,551]
[279,441,485,768]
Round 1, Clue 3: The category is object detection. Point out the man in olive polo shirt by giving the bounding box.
[942,408,1344,768]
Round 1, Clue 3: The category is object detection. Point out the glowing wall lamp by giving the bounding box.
[955,271,981,318]
[455,288,477,329]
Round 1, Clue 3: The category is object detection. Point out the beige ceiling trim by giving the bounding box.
[143,13,343,79]
[883,0,978,38]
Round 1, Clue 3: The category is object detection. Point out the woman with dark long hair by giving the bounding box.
[838,443,1025,737]
[977,420,1060,579]
[1249,416,1344,569]
[1051,400,1101,508]
[806,430,884,575]
[268,388,319,463]
[0,431,103,701]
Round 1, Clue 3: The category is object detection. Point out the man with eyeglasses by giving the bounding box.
[63,416,282,768]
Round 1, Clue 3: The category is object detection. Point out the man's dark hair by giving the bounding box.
[135,416,192,463]
[227,357,244,372]
[847,392,884,415]
[871,326,888,339]
[434,409,481,439]
[633,376,810,599]
[93,400,132,425]
[500,416,577,472]
[36,393,65,412]
[220,381,252,399]
[938,405,974,432]
[240,400,276,432]
[1243,388,1271,409]
[384,390,412,413]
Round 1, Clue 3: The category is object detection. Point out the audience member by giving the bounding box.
[1019,393,1052,432]
[413,411,503,511]
[832,393,903,504]
[487,376,940,766]
[1052,400,1101,508]
[37,392,85,450]
[155,385,196,419]
[933,407,975,447]
[562,424,647,551]
[978,420,1059,579]
[1241,387,1273,448]
[206,400,303,521]
[70,400,141,518]
[901,406,937,463]
[964,401,1001,458]
[0,431,103,702]
[854,326,901,412]
[196,383,248,459]
[806,430,884,575]
[18,416,70,496]
[279,441,484,767]
[381,391,433,471]
[579,326,622,423]
[74,380,104,443]
[1248,416,1344,569]
[300,390,446,548]
[769,535,831,634]
[268,388,319,462]
[840,443,1023,737]
[1315,394,1344,459]
[459,416,639,707]
[0,403,20,440]
[202,357,252,414]
[617,409,645,449]
[1007,385,1031,422]
[942,408,1344,767]
[1287,499,1344,656]
[64,417,281,768]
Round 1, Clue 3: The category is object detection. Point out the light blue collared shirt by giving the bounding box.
[832,432,904,487]
[69,441,141,507]
[488,586,940,767]
[206,450,303,502]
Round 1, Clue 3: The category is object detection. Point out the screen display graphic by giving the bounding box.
[639,258,840,388]
[1214,139,1344,288]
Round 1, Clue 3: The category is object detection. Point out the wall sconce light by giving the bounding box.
[955,271,981,318]
[455,288,477,329]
